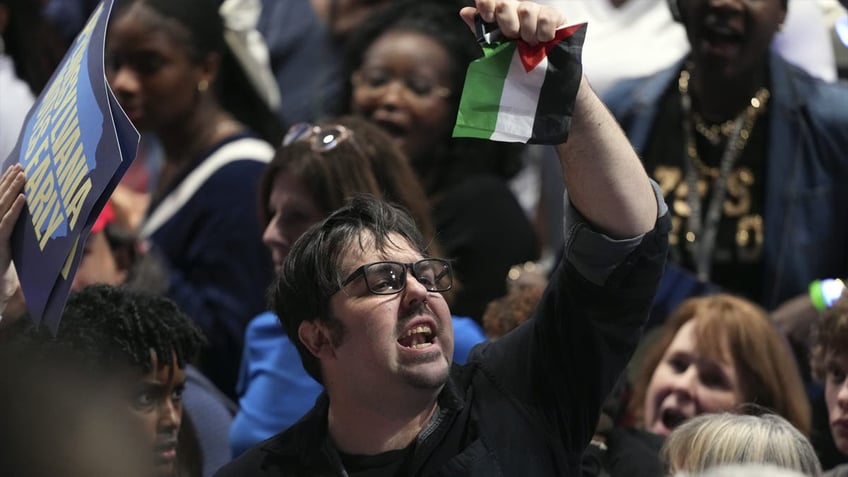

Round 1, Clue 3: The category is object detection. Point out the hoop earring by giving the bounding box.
[197,79,209,93]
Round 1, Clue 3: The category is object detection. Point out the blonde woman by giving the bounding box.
[663,412,822,476]
[674,464,812,477]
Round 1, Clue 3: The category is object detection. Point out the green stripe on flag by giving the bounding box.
[453,41,516,140]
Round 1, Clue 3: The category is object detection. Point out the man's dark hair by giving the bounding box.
[272,194,427,383]
[52,284,206,374]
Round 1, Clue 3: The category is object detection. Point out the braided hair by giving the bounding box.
[52,284,205,374]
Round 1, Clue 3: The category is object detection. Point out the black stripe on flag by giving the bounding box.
[529,24,587,145]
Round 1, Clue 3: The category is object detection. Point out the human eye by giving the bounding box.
[416,271,436,288]
[279,210,310,229]
[827,363,847,385]
[413,262,438,288]
[171,384,185,402]
[358,69,390,88]
[433,262,450,284]
[699,368,729,389]
[667,355,689,373]
[407,77,437,97]
[132,387,157,411]
[367,263,402,293]
[104,54,122,74]
[135,53,165,76]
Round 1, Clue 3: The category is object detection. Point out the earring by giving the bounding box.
[777,22,784,32]
[197,79,209,93]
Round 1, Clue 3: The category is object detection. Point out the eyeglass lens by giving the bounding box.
[363,259,451,295]
[282,123,313,146]
[315,128,344,150]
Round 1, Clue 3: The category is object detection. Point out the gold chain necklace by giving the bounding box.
[691,113,738,145]
[691,87,770,146]
[677,66,769,282]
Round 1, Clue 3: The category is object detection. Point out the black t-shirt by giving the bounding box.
[338,442,415,477]
[641,80,769,303]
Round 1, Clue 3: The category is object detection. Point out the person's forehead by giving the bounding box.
[338,231,424,275]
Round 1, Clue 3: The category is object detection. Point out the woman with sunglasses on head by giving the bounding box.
[228,115,487,457]
[343,0,540,322]
[105,0,283,398]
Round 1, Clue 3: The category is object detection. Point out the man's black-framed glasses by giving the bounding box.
[340,259,453,295]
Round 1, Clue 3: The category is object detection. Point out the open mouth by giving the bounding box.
[701,24,744,56]
[661,408,689,431]
[373,119,408,138]
[398,324,435,349]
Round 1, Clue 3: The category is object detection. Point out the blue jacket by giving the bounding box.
[604,53,848,310]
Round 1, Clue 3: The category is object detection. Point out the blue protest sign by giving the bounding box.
[1,0,140,332]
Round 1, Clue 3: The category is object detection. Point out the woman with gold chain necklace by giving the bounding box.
[603,1,848,471]
[604,0,848,321]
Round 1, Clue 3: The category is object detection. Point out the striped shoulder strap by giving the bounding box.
[139,137,275,238]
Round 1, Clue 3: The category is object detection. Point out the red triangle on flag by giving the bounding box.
[517,23,585,73]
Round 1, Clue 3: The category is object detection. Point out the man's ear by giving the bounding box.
[298,320,337,359]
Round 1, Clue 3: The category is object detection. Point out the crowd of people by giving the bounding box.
[2,0,848,476]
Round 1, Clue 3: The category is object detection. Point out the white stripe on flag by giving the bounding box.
[490,52,547,142]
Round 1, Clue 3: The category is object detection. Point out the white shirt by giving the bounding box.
[774,0,837,82]
[543,0,837,94]
[542,0,689,96]
[0,54,36,163]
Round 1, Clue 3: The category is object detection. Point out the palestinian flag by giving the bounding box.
[453,23,587,145]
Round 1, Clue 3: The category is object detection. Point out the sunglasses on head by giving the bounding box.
[283,123,354,152]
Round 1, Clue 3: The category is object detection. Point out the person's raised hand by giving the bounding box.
[459,0,565,46]
[0,164,26,324]
[0,164,25,275]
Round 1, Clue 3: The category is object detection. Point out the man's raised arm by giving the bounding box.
[460,0,658,239]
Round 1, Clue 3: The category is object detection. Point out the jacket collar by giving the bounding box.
[259,393,344,474]
[257,369,468,471]
[631,51,806,116]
